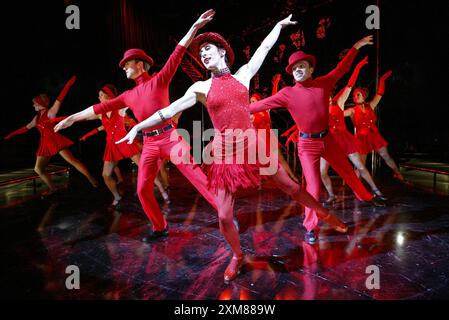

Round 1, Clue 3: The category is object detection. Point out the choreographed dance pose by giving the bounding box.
[345,70,404,180]
[118,15,348,282]
[78,84,169,207]
[55,10,218,242]
[250,35,385,244]
[320,57,387,203]
[4,76,98,195]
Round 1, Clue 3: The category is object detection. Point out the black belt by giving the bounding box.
[142,124,173,137]
[299,128,328,139]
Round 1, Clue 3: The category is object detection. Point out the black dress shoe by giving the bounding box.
[142,228,169,243]
[371,197,386,207]
[304,230,317,244]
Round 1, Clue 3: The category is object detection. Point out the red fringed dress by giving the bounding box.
[36,110,73,157]
[101,110,141,161]
[203,74,263,194]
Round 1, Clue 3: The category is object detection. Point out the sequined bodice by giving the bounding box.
[101,111,127,142]
[36,111,57,138]
[329,105,346,133]
[206,74,253,132]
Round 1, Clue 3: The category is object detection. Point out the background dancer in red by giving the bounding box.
[250,35,384,245]
[4,76,98,195]
[78,84,170,207]
[118,15,347,283]
[55,10,217,242]
[345,71,404,180]
[321,57,387,203]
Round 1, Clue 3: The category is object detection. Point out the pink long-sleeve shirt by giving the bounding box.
[250,47,359,134]
[93,45,187,132]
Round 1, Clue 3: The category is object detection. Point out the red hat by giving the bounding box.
[32,94,50,108]
[191,32,235,66]
[285,51,316,75]
[119,48,154,68]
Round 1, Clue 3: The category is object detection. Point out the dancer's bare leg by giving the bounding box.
[59,149,98,187]
[34,156,56,192]
[377,147,403,180]
[103,161,121,205]
[320,158,335,202]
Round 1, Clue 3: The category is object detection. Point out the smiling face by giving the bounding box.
[199,42,227,71]
[292,60,313,82]
[32,101,46,112]
[353,89,366,104]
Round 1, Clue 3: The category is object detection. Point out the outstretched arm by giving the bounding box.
[271,73,282,95]
[4,116,37,140]
[80,126,104,141]
[335,56,369,109]
[370,70,392,110]
[116,83,201,144]
[54,106,97,132]
[237,15,297,83]
[48,76,77,118]
[326,36,373,85]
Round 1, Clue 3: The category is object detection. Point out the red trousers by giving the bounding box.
[298,133,373,231]
[138,129,217,231]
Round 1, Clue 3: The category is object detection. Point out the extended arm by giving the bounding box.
[116,84,201,144]
[326,36,373,85]
[4,116,37,140]
[237,15,297,83]
[48,76,77,118]
[370,70,392,110]
[80,126,104,141]
[334,56,369,109]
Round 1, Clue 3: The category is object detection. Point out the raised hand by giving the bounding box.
[380,70,393,81]
[354,35,374,50]
[358,56,369,67]
[115,127,138,145]
[193,9,215,29]
[66,75,77,87]
[277,14,298,29]
[272,73,282,84]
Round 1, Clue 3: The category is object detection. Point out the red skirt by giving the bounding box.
[356,131,388,155]
[36,133,73,157]
[333,130,361,155]
[103,139,141,161]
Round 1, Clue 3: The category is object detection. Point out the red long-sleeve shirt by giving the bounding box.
[249,47,359,134]
[93,45,187,132]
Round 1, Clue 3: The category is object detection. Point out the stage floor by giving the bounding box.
[1,167,448,300]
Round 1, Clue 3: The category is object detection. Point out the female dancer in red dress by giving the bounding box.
[4,77,98,194]
[345,70,404,180]
[250,74,298,183]
[118,15,347,283]
[78,84,170,207]
[320,57,387,203]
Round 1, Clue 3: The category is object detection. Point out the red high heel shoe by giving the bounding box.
[224,254,245,283]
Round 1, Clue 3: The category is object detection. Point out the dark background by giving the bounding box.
[1,0,448,172]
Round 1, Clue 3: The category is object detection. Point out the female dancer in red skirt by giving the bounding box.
[118,15,347,282]
[345,70,404,180]
[78,84,169,207]
[320,57,387,203]
[3,76,98,194]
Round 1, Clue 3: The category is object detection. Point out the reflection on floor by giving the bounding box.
[1,167,449,300]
